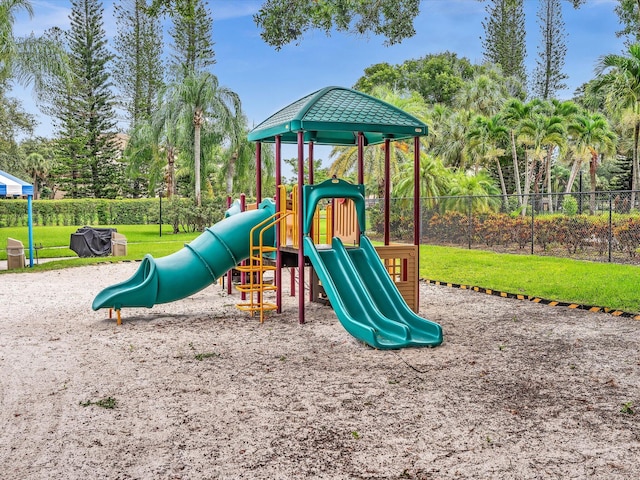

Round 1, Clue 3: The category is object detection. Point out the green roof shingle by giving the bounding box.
[248,86,427,146]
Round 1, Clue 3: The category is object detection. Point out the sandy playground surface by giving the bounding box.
[0,261,639,479]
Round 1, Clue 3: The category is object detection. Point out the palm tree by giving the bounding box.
[453,72,507,117]
[541,100,579,212]
[329,140,412,197]
[445,170,500,213]
[466,114,509,205]
[392,152,451,207]
[0,0,68,92]
[518,112,565,215]
[169,72,241,206]
[124,120,166,197]
[124,94,182,198]
[23,151,54,199]
[502,98,535,203]
[431,109,474,170]
[595,44,640,207]
[568,112,616,212]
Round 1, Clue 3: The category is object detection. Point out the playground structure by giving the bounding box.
[92,87,443,348]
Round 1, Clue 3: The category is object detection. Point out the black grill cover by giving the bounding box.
[70,227,117,257]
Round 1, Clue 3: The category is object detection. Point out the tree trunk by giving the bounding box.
[194,109,203,207]
[565,156,581,194]
[166,147,175,199]
[226,152,237,195]
[521,152,535,216]
[589,149,598,214]
[32,172,38,200]
[510,130,522,205]
[495,158,508,210]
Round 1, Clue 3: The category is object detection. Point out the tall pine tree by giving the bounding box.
[532,0,566,99]
[114,0,164,126]
[481,0,527,87]
[168,0,215,80]
[615,0,640,46]
[60,0,120,198]
[532,0,584,99]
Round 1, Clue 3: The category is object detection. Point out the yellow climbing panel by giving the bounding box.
[236,211,290,322]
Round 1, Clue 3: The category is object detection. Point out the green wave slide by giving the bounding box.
[304,234,443,349]
[92,200,276,312]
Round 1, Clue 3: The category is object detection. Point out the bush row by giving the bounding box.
[0,197,231,231]
[425,212,640,257]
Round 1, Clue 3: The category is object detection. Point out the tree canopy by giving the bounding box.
[253,0,420,50]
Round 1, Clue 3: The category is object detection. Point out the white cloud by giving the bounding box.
[16,1,71,37]
[211,1,262,21]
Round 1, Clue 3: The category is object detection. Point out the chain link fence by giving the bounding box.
[365,191,640,265]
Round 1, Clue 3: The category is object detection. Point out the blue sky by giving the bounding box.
[14,0,627,143]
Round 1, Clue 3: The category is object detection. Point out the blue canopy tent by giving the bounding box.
[0,170,34,267]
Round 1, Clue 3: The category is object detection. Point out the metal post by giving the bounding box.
[226,195,232,295]
[159,192,162,238]
[256,142,262,204]
[275,137,282,312]
[240,193,247,301]
[578,171,583,214]
[609,192,613,263]
[467,196,472,250]
[357,132,364,185]
[357,132,364,240]
[308,141,314,302]
[413,136,421,247]
[384,138,391,246]
[413,136,421,309]
[27,194,33,268]
[297,131,305,324]
[531,194,535,255]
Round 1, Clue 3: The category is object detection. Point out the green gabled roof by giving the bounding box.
[247,86,427,146]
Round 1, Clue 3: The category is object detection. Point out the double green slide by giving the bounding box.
[92,180,443,349]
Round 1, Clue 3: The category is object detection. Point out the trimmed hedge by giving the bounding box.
[0,197,230,231]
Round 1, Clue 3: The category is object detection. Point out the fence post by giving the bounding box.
[467,196,472,249]
[530,194,535,255]
[609,192,613,263]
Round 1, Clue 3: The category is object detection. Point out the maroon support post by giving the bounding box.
[256,142,262,204]
[226,195,232,295]
[275,137,282,313]
[414,136,421,308]
[240,193,247,301]
[297,131,305,324]
[357,132,364,185]
[357,132,365,241]
[308,141,314,302]
[413,136,421,246]
[384,138,391,246]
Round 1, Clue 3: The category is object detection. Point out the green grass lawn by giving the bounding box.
[420,245,640,314]
[2,224,639,314]
[0,224,201,264]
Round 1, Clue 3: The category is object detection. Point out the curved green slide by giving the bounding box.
[303,235,443,349]
[92,199,275,312]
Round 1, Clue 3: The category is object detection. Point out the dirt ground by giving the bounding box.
[1,262,639,479]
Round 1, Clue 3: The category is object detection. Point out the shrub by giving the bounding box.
[477,214,513,247]
[614,217,640,257]
[427,211,468,245]
[561,196,579,216]
[555,216,590,254]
